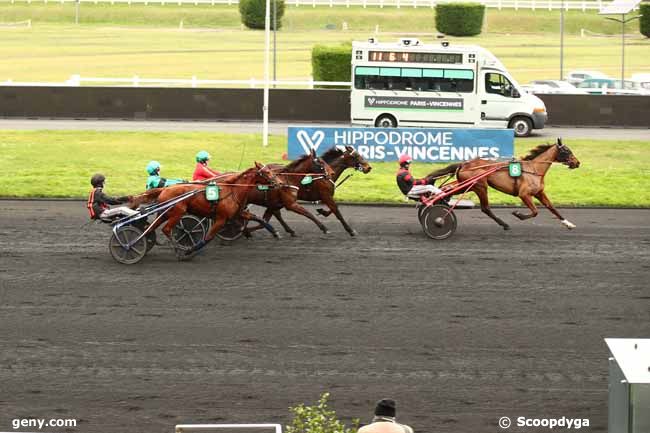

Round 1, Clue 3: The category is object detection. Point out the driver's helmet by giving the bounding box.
[90,173,106,187]
[399,154,412,167]
[146,160,161,175]
[196,150,210,163]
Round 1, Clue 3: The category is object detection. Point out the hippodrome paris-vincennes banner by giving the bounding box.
[287,126,514,162]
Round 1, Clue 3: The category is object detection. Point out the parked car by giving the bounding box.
[565,70,609,86]
[529,80,587,94]
[577,78,649,95]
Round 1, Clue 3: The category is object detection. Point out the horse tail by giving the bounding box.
[128,188,164,209]
[426,163,461,180]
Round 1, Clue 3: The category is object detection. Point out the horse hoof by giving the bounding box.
[316,208,327,216]
[322,229,330,235]
[561,219,576,229]
[289,232,298,237]
[349,229,358,237]
[503,225,511,231]
[273,231,282,240]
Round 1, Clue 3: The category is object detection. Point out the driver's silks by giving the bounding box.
[205,182,220,201]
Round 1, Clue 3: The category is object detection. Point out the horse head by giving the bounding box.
[343,145,372,173]
[254,162,284,187]
[555,138,580,169]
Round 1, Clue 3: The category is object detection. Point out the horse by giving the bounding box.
[129,162,283,257]
[426,138,580,230]
[244,149,334,236]
[297,145,373,236]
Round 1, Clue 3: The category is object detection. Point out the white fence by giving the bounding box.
[0,0,620,11]
[1,75,353,88]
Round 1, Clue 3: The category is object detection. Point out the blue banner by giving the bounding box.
[288,126,514,162]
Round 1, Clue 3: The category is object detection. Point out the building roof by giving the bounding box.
[605,338,650,383]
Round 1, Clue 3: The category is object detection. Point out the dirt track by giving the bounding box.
[1,201,649,433]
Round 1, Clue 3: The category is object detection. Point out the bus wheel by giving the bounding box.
[375,114,397,128]
[509,116,532,137]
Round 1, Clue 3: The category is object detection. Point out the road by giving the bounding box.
[1,202,649,433]
[0,119,649,140]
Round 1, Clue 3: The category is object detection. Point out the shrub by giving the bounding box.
[641,3,650,38]
[238,0,285,30]
[435,3,485,36]
[286,393,358,433]
[311,43,351,85]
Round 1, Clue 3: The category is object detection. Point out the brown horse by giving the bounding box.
[298,145,373,236]
[130,162,283,256]
[427,138,580,230]
[245,149,333,236]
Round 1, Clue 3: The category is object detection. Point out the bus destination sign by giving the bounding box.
[368,51,463,64]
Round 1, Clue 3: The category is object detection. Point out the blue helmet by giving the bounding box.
[146,160,161,175]
[196,150,210,163]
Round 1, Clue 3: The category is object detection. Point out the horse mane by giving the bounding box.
[522,143,554,160]
[283,153,313,171]
[321,146,343,163]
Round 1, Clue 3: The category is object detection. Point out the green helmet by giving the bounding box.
[196,150,210,163]
[146,160,161,175]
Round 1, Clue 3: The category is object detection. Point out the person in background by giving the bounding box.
[396,154,442,197]
[146,160,185,190]
[357,399,414,433]
[192,150,221,181]
[87,173,136,220]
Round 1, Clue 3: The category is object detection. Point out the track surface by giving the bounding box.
[1,119,649,140]
[1,201,649,433]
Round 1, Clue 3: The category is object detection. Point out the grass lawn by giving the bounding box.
[1,130,648,206]
[0,5,648,84]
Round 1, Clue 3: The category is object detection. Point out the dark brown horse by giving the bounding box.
[427,138,580,230]
[131,162,283,256]
[245,149,333,236]
[298,145,373,236]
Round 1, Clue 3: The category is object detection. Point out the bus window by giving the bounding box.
[486,73,515,97]
[353,66,474,92]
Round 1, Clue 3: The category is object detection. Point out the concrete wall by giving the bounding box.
[1,86,648,127]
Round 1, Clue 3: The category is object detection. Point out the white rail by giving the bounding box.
[1,75,353,88]
[175,424,282,433]
[0,0,621,11]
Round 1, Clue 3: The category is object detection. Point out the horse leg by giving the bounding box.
[512,195,539,221]
[316,208,332,217]
[183,214,227,258]
[535,190,576,229]
[241,209,280,239]
[243,208,273,236]
[473,183,510,230]
[284,202,330,234]
[271,210,298,237]
[319,194,356,236]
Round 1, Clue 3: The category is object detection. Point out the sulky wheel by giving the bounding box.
[109,225,148,265]
[145,229,157,252]
[417,203,427,225]
[172,215,207,252]
[422,204,457,240]
[216,216,248,241]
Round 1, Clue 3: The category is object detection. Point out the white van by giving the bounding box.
[350,38,547,137]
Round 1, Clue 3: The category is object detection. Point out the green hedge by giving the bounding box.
[311,43,351,86]
[238,0,285,30]
[641,3,650,38]
[435,3,485,36]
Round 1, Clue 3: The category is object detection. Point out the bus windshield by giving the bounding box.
[354,66,474,93]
